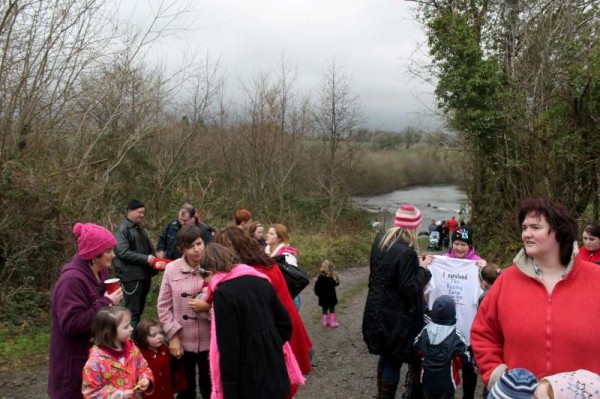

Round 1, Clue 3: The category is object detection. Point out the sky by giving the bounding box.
[118,0,441,132]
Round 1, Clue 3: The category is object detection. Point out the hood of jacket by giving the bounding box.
[512,243,578,278]
[425,323,456,345]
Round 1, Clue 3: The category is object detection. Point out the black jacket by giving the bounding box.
[314,274,338,308]
[157,220,215,260]
[214,275,292,399]
[362,233,431,363]
[113,218,156,282]
[414,323,469,395]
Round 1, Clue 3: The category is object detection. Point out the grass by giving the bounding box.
[0,324,50,371]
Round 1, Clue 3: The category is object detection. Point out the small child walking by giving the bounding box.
[478,263,502,308]
[414,295,470,399]
[82,306,154,398]
[134,320,187,398]
[314,260,340,328]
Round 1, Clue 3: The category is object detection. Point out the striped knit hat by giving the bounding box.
[394,205,422,229]
[488,368,538,399]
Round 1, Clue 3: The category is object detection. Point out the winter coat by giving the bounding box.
[471,249,600,389]
[209,264,293,399]
[139,344,175,399]
[314,273,339,308]
[157,257,211,353]
[48,254,114,399]
[157,219,215,260]
[82,339,154,398]
[113,218,156,282]
[577,246,600,265]
[253,263,312,375]
[414,322,469,395]
[362,233,431,363]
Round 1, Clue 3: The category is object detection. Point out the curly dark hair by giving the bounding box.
[517,198,577,266]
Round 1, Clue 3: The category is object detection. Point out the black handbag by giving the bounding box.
[273,255,310,297]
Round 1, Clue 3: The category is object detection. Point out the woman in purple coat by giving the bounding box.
[48,223,123,399]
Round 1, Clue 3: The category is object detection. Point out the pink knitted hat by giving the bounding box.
[542,369,600,398]
[73,223,117,260]
[394,205,423,229]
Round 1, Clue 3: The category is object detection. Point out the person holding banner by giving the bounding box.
[362,204,431,399]
[422,228,486,399]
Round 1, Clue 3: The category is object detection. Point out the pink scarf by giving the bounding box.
[208,264,305,399]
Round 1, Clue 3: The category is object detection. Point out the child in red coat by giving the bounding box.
[134,319,187,398]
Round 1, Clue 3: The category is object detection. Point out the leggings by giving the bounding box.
[177,350,211,399]
[321,305,336,314]
[462,347,477,399]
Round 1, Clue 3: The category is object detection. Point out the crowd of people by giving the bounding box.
[48,203,313,399]
[363,199,600,399]
[47,197,600,399]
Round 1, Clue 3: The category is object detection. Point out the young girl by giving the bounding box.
[135,320,189,398]
[82,306,154,398]
[314,260,340,328]
[478,263,501,308]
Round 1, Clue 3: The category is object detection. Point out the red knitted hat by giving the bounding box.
[73,223,117,260]
[394,204,423,229]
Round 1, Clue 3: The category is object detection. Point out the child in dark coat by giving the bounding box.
[314,260,340,328]
[414,295,470,399]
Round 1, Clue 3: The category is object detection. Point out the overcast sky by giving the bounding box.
[120,0,440,131]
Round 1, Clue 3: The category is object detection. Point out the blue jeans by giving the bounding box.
[378,355,401,382]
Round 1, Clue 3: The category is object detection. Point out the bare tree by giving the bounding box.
[312,60,362,225]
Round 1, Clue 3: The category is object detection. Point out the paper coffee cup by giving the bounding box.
[104,278,121,294]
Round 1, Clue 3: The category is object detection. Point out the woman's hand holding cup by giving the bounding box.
[105,287,123,304]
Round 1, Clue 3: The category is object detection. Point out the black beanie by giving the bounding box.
[451,228,473,247]
[127,199,145,211]
[431,295,456,326]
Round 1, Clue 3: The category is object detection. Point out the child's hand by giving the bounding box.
[188,298,211,313]
[136,377,150,392]
[475,260,487,267]
[534,380,552,399]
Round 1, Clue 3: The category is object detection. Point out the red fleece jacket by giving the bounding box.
[471,253,600,388]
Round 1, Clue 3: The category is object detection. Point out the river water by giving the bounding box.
[353,185,468,230]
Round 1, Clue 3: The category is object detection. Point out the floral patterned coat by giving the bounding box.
[82,339,154,398]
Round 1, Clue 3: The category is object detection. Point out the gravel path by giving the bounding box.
[0,264,482,398]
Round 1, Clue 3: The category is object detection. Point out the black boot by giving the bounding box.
[375,371,383,398]
[380,379,399,399]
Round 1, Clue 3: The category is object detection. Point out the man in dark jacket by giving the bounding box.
[113,199,156,328]
[157,203,214,260]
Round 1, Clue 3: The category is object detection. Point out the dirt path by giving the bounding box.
[0,264,481,398]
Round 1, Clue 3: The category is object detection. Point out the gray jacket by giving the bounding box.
[113,218,156,282]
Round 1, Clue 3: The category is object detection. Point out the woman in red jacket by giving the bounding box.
[579,222,600,265]
[471,198,600,392]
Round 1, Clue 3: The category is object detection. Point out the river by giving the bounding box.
[353,185,468,230]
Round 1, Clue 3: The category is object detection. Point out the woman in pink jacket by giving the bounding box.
[471,198,600,391]
[157,224,212,399]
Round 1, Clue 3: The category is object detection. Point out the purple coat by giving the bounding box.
[48,254,113,399]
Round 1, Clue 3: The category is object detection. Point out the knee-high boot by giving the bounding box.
[379,379,399,399]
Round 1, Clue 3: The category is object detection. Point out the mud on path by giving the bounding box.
[0,265,480,398]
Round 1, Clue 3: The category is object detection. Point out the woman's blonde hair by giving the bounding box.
[270,223,290,244]
[378,226,419,251]
[320,260,339,283]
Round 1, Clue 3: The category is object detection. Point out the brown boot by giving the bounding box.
[379,379,399,399]
[375,371,382,398]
